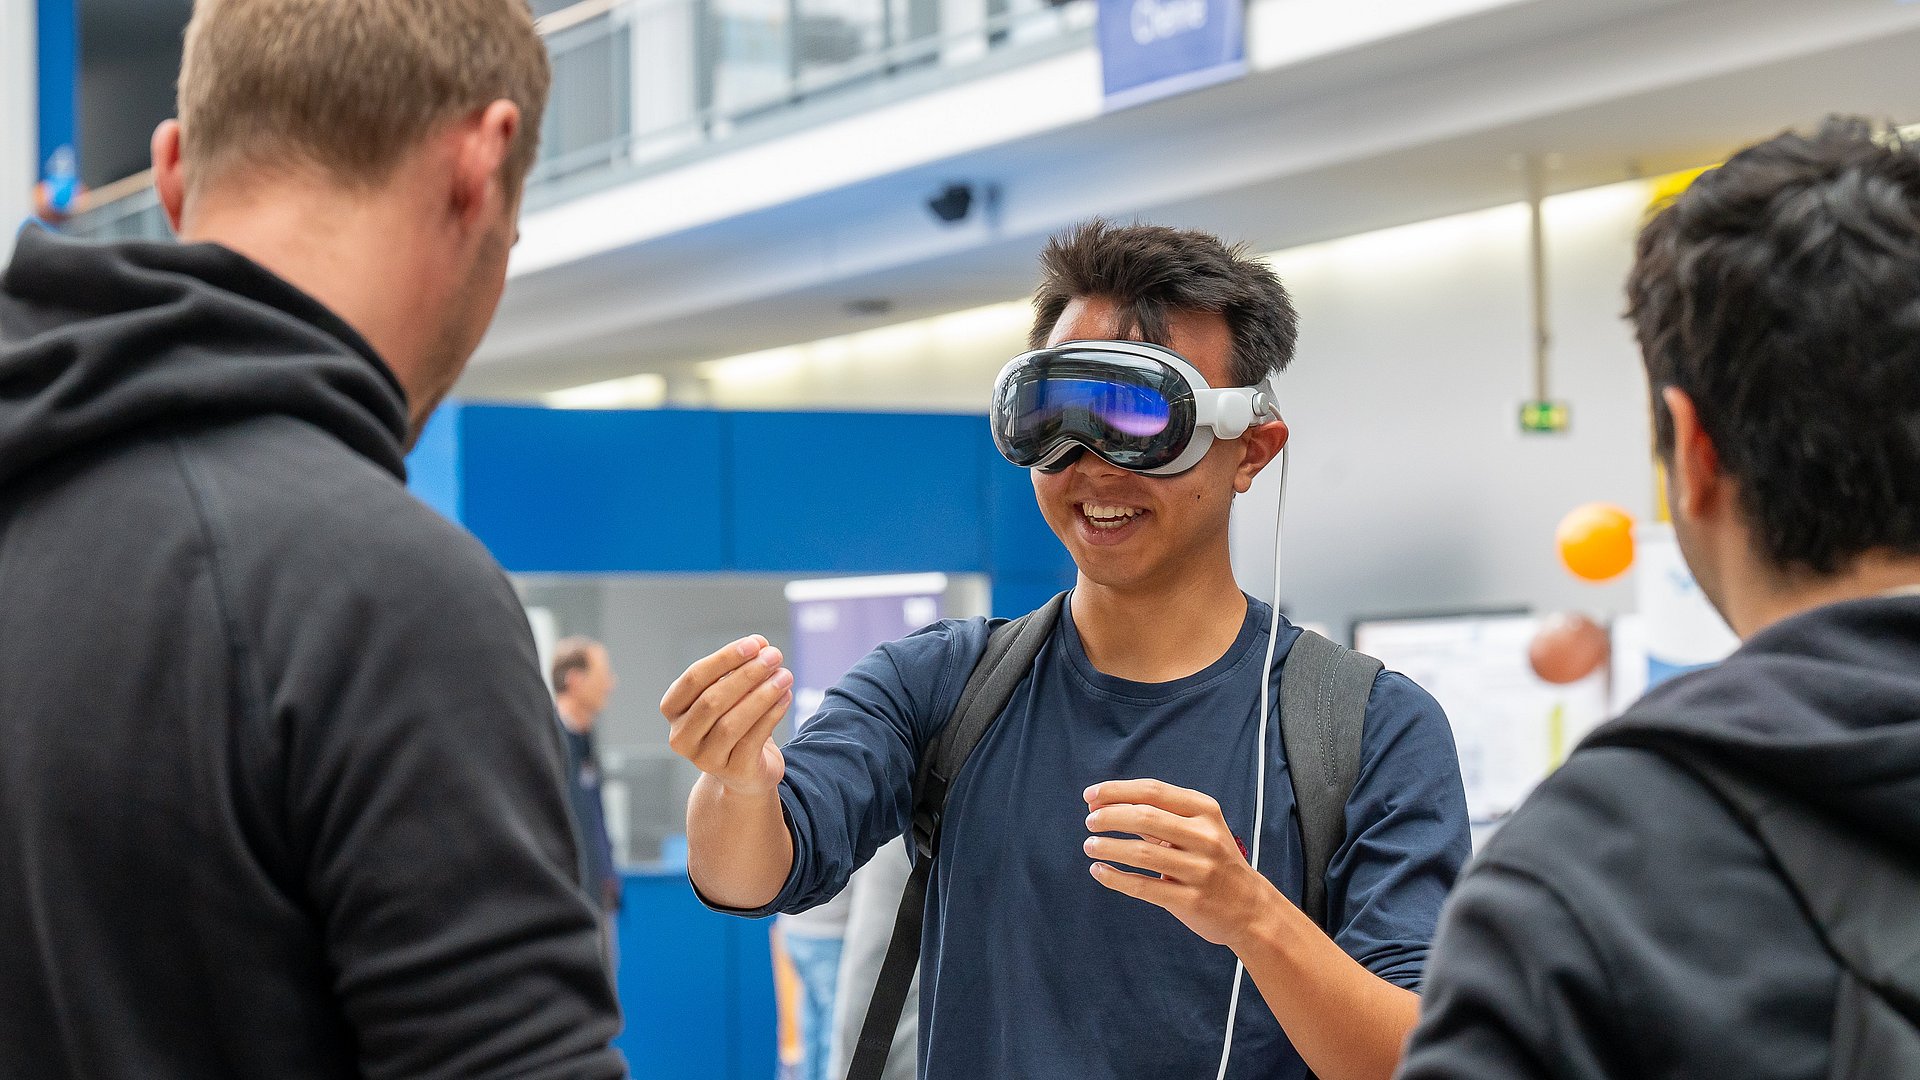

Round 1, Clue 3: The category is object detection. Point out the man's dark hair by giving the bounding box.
[1627,116,1920,575]
[1030,220,1299,386]
[551,636,599,696]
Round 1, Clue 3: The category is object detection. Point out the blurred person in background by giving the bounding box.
[1400,116,1920,1080]
[773,864,852,1080]
[828,844,918,1080]
[0,1,626,1077]
[772,712,854,1080]
[553,638,627,923]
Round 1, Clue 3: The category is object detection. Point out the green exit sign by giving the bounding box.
[1521,400,1570,434]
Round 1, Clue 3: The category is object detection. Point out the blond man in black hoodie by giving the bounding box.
[0,2,626,1078]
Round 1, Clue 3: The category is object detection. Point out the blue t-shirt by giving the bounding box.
[722,596,1470,1079]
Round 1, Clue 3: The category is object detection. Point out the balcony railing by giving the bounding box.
[63,0,1094,241]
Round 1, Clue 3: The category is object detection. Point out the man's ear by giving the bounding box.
[1662,387,1724,521]
[151,120,188,233]
[449,100,520,228]
[1234,418,1290,494]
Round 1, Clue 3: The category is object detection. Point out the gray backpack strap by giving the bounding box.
[846,592,1067,1080]
[910,591,1068,862]
[1280,629,1382,929]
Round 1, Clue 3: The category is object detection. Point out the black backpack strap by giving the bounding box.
[845,592,1067,1080]
[1279,629,1381,929]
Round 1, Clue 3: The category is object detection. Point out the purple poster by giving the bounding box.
[1098,0,1245,110]
[786,575,949,726]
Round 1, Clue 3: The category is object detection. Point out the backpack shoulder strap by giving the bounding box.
[1279,628,1382,930]
[846,591,1067,1080]
[909,591,1067,860]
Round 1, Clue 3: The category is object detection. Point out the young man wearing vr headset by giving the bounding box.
[662,221,1469,1080]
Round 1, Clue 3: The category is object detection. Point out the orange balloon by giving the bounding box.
[1528,612,1611,684]
[1556,503,1635,582]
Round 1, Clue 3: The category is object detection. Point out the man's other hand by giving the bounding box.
[1083,778,1283,949]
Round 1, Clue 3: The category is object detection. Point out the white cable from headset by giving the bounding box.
[1213,440,1288,1080]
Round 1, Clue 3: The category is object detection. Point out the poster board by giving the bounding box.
[1354,611,1608,825]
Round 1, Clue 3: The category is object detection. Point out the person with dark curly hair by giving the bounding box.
[1400,116,1920,1080]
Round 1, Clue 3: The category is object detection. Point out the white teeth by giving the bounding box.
[1080,504,1146,529]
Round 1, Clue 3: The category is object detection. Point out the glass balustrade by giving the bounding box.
[62,0,1094,242]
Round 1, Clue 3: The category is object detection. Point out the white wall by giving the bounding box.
[1,0,36,265]
[1233,179,1656,638]
[698,300,1029,411]
[691,176,1663,637]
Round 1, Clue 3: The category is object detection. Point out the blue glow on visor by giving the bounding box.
[1015,378,1172,439]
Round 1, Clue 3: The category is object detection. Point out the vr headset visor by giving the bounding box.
[991,340,1278,476]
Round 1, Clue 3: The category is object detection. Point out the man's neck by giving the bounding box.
[1071,559,1250,683]
[557,699,594,734]
[179,180,440,423]
[1727,549,1920,638]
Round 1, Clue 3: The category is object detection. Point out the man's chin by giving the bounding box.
[1065,549,1155,592]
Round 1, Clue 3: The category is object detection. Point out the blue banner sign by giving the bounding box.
[1098,0,1245,110]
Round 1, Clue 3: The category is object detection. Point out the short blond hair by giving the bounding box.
[178,0,551,194]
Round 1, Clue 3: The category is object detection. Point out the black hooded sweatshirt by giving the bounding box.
[1398,591,1920,1079]
[0,227,626,1079]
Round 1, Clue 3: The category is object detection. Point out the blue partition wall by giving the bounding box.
[408,402,1076,615]
[36,0,79,172]
[614,872,777,1080]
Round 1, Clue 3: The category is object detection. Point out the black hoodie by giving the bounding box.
[0,227,626,1079]
[1398,592,1920,1079]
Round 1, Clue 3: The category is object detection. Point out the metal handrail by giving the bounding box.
[526,0,1092,192]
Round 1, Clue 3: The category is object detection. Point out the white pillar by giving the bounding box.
[940,0,988,66]
[626,0,700,163]
[1,0,36,265]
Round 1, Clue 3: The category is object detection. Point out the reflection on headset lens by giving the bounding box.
[1013,378,1172,439]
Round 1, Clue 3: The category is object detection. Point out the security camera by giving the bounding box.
[927,183,975,224]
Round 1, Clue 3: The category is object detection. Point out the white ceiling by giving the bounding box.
[461,0,1920,399]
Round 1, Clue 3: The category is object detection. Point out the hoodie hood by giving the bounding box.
[1593,593,1920,855]
[0,225,409,490]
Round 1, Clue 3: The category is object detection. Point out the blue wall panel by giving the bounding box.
[425,403,1076,609]
[613,873,776,1080]
[35,0,78,173]
[404,402,463,524]
[726,918,778,1080]
[460,406,730,573]
[729,412,990,574]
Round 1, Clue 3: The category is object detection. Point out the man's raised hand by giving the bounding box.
[661,636,794,796]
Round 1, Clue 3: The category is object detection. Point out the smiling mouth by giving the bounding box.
[1080,503,1149,531]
